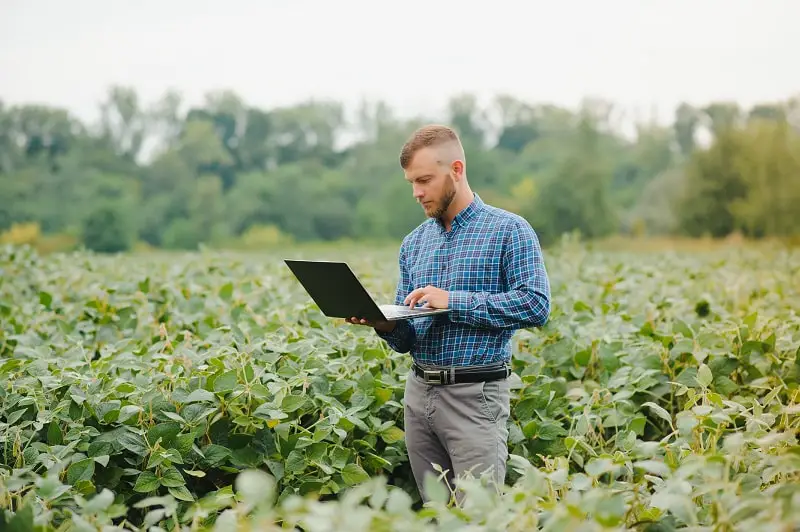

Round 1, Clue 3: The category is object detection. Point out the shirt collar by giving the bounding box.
[434,192,484,233]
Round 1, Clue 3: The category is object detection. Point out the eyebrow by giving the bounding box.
[406,174,434,182]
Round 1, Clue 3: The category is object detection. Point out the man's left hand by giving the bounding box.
[404,285,449,309]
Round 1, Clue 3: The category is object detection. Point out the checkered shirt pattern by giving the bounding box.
[377,193,551,367]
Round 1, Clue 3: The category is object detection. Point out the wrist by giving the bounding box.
[374,321,396,333]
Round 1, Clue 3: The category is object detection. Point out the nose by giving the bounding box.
[412,183,425,200]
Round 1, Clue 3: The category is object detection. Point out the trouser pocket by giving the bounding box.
[479,379,509,423]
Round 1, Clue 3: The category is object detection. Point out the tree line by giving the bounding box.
[1,87,798,252]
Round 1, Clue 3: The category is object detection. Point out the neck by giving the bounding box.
[440,188,475,230]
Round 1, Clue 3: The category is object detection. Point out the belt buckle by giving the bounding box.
[422,369,444,384]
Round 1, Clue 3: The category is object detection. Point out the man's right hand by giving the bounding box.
[347,317,395,333]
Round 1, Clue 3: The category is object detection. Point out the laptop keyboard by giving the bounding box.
[391,308,423,315]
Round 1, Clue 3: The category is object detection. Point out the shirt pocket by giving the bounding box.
[450,252,502,292]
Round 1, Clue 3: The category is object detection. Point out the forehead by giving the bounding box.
[404,147,441,177]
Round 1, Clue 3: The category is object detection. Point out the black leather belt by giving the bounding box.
[411,362,511,385]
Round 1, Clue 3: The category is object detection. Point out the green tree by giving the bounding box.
[729,118,800,237]
[524,111,617,245]
[81,200,137,253]
[2,86,799,249]
[674,103,699,157]
[674,127,748,237]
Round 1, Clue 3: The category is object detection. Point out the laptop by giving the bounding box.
[284,259,451,322]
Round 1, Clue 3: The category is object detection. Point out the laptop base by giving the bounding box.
[378,304,450,320]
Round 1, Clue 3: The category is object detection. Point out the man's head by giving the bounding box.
[399,124,468,220]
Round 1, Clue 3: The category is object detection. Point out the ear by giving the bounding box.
[451,160,465,180]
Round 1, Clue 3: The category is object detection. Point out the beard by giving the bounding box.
[426,175,456,219]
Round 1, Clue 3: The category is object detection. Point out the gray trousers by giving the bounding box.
[403,369,511,503]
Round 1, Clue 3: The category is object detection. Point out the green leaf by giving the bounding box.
[574,349,591,366]
[642,402,673,427]
[281,394,307,413]
[159,466,185,487]
[330,447,350,469]
[285,450,306,475]
[200,444,231,466]
[676,411,699,436]
[168,485,194,501]
[66,459,95,485]
[423,473,449,505]
[47,421,63,445]
[594,494,625,527]
[146,422,181,447]
[218,282,234,300]
[83,488,115,513]
[633,460,671,477]
[628,416,646,436]
[514,397,538,421]
[39,291,53,309]
[537,421,567,440]
[4,502,34,532]
[585,458,614,477]
[709,356,738,377]
[118,431,148,456]
[118,405,142,423]
[138,277,150,293]
[6,409,25,426]
[213,370,238,393]
[672,319,693,338]
[162,411,186,423]
[713,375,738,395]
[380,426,404,444]
[341,463,370,486]
[235,469,276,507]
[133,471,160,493]
[743,311,758,330]
[696,363,713,388]
[185,389,216,403]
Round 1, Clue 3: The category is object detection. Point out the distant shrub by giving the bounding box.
[0,222,41,245]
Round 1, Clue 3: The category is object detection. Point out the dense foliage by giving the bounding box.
[2,89,799,252]
[1,241,799,530]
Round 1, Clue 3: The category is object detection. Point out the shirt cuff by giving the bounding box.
[376,320,408,342]
[448,290,477,311]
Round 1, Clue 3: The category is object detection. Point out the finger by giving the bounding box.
[403,293,414,306]
[407,291,423,308]
[403,289,420,305]
[409,285,433,307]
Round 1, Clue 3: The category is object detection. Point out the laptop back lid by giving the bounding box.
[284,260,385,321]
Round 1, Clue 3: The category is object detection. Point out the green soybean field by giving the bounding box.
[1,241,799,532]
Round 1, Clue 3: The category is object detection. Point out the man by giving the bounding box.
[347,124,550,504]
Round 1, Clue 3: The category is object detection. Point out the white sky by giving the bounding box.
[1,0,798,129]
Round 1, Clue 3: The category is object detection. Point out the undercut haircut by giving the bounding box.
[399,124,463,169]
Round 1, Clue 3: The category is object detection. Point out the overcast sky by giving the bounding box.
[1,0,798,128]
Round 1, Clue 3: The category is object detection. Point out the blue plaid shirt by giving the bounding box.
[377,193,550,367]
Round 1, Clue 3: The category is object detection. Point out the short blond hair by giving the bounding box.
[399,124,462,169]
